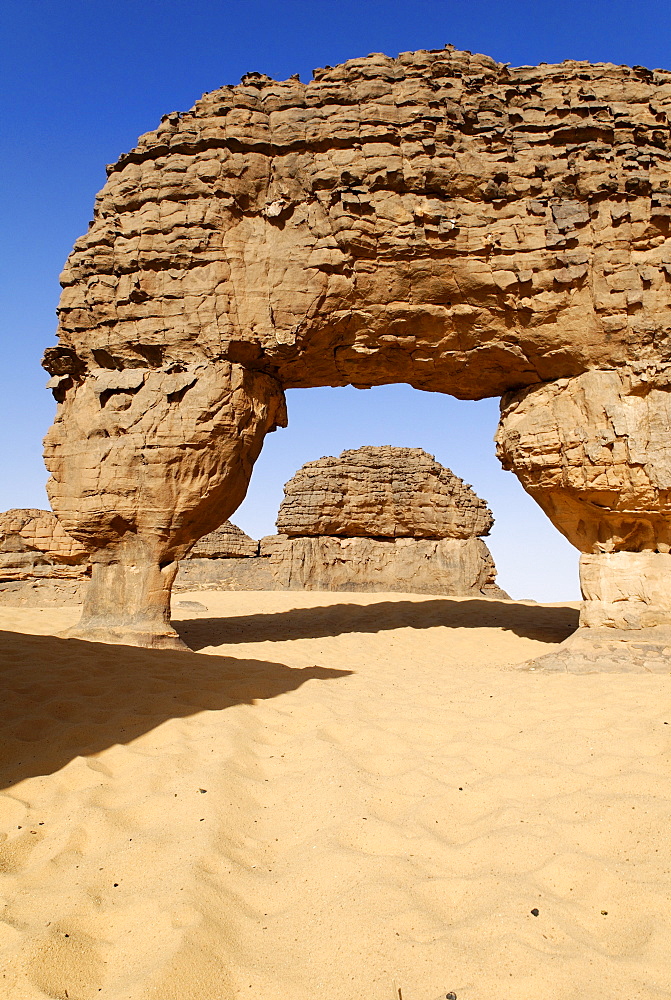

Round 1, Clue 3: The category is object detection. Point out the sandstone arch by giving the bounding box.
[42,47,671,666]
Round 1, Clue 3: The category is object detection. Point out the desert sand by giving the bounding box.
[0,589,669,1000]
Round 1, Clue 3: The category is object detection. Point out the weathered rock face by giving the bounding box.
[44,362,286,647]
[276,445,492,538]
[174,555,275,592]
[266,446,505,597]
[261,534,506,598]
[46,49,671,399]
[579,551,671,629]
[189,520,259,558]
[176,520,263,590]
[495,368,671,640]
[0,509,88,581]
[496,369,671,555]
[41,46,671,664]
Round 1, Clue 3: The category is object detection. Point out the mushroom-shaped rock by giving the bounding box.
[266,447,507,598]
[276,445,493,539]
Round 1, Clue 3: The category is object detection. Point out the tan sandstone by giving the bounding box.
[40,47,671,666]
[189,520,258,558]
[260,534,503,597]
[264,446,506,597]
[0,509,88,581]
[275,445,492,538]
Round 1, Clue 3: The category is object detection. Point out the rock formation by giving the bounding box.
[275,445,492,538]
[0,510,258,579]
[40,46,671,666]
[265,446,506,596]
[189,520,258,558]
[0,449,504,598]
[0,508,276,601]
[175,520,272,591]
[262,534,503,597]
[0,509,89,581]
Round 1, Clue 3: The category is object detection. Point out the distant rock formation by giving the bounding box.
[276,445,493,539]
[189,521,258,558]
[0,509,262,588]
[0,509,89,581]
[260,534,504,597]
[2,446,507,598]
[264,447,507,598]
[174,520,272,591]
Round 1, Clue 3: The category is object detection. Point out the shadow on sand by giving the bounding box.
[176,597,580,651]
[0,630,351,789]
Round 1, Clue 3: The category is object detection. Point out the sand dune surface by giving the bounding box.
[0,590,669,1000]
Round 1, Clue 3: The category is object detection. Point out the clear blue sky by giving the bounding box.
[2,0,670,601]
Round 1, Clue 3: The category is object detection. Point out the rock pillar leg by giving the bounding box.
[75,540,181,649]
[579,551,671,629]
[496,369,671,671]
[44,361,286,648]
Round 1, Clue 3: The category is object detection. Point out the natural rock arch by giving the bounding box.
[42,47,671,666]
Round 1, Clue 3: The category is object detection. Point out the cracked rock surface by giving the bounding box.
[0,510,88,581]
[48,49,671,398]
[190,520,259,558]
[276,445,492,539]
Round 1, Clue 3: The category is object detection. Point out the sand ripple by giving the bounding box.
[0,591,669,999]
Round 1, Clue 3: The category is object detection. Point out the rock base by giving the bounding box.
[261,534,508,598]
[60,623,189,650]
[579,551,671,628]
[175,556,275,591]
[520,626,671,673]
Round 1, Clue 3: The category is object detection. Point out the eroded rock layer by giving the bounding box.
[46,48,671,400]
[0,510,88,581]
[261,534,506,598]
[267,446,504,597]
[190,520,259,558]
[276,445,492,538]
[496,369,671,554]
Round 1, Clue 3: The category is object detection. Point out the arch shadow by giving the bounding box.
[0,630,351,789]
[175,597,580,651]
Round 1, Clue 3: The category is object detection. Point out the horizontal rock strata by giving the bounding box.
[47,49,671,400]
[276,445,492,538]
[38,45,671,663]
[174,556,274,592]
[189,520,259,558]
[496,368,671,554]
[266,446,506,597]
[260,534,507,597]
[0,509,88,581]
[0,511,259,582]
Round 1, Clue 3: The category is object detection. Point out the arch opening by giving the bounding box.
[233,384,579,604]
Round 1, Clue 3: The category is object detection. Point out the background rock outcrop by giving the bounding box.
[261,534,503,597]
[276,445,492,539]
[0,509,88,581]
[265,447,507,597]
[1,460,504,598]
[175,520,272,591]
[190,520,258,558]
[0,511,273,601]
